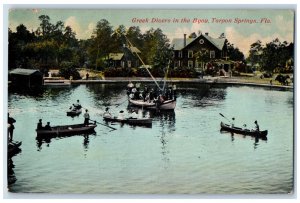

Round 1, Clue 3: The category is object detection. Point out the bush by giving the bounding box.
[103,67,134,77]
[169,67,198,78]
[59,61,81,80]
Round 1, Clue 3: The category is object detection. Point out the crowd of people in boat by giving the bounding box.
[126,81,177,103]
[230,117,260,131]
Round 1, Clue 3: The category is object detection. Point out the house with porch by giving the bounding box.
[108,45,141,69]
[171,32,230,74]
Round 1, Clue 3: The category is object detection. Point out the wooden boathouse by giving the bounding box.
[9,68,43,88]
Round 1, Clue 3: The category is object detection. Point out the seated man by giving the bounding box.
[44,122,52,130]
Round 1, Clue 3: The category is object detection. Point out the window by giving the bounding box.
[128,61,131,68]
[210,51,215,59]
[188,50,193,58]
[188,60,193,68]
[121,61,125,68]
[199,39,204,44]
[178,60,181,67]
[195,61,199,68]
[178,51,182,58]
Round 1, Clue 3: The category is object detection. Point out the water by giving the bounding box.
[7,83,294,194]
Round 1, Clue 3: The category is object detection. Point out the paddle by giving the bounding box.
[89,119,117,131]
[219,113,231,122]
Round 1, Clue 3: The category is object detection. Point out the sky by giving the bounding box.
[8,8,295,58]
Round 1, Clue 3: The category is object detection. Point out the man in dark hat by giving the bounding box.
[231,117,235,128]
[8,113,16,141]
[118,110,125,120]
[103,107,112,118]
[83,109,90,126]
[254,120,260,131]
[37,119,43,130]
[44,122,52,130]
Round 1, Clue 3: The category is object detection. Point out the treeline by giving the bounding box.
[247,39,294,73]
[8,15,172,78]
[9,15,294,79]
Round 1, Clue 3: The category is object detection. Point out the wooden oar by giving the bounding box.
[89,119,117,131]
[219,113,231,122]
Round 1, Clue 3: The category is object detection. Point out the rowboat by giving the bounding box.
[220,122,268,137]
[66,108,82,116]
[36,123,97,137]
[103,115,152,126]
[129,99,176,110]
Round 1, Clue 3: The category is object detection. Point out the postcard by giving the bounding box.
[6,7,294,196]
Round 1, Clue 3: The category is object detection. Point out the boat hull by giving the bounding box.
[129,99,176,110]
[66,108,82,116]
[8,141,22,157]
[220,122,268,137]
[36,123,97,137]
[103,116,152,126]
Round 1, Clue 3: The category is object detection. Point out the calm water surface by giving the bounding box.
[7,83,294,194]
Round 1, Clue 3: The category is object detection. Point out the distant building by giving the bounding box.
[171,32,228,72]
[9,68,43,88]
[108,45,141,68]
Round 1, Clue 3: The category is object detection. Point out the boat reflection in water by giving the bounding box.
[7,141,22,187]
[36,132,96,151]
[220,129,268,150]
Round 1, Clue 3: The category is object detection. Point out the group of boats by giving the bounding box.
[35,35,268,141]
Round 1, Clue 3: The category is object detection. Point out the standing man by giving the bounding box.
[8,113,16,142]
[231,117,235,128]
[254,120,260,131]
[84,109,90,126]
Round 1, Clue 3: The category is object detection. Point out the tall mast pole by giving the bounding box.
[124,35,163,91]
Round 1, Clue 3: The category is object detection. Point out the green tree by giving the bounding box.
[261,38,291,73]
[247,40,263,70]
[141,28,172,71]
[226,40,245,61]
[8,24,36,69]
[88,19,114,70]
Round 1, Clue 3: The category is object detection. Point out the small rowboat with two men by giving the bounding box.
[36,123,97,137]
[220,122,268,138]
[66,108,82,116]
[103,115,152,126]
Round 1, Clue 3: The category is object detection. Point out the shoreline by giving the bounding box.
[44,76,293,91]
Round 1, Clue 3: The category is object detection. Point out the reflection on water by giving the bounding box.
[36,132,96,151]
[8,83,293,194]
[220,130,268,150]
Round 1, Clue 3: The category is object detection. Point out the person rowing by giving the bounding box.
[103,107,112,118]
[73,100,82,110]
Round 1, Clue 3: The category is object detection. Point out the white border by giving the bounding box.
[1,0,298,201]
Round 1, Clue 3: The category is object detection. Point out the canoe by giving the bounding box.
[129,99,176,110]
[36,123,97,137]
[66,108,82,116]
[220,122,268,137]
[103,115,152,126]
[8,141,22,157]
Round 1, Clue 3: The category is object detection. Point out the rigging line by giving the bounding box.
[123,35,163,91]
[162,59,171,92]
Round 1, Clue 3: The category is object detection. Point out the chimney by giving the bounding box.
[205,32,209,36]
[184,34,187,47]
